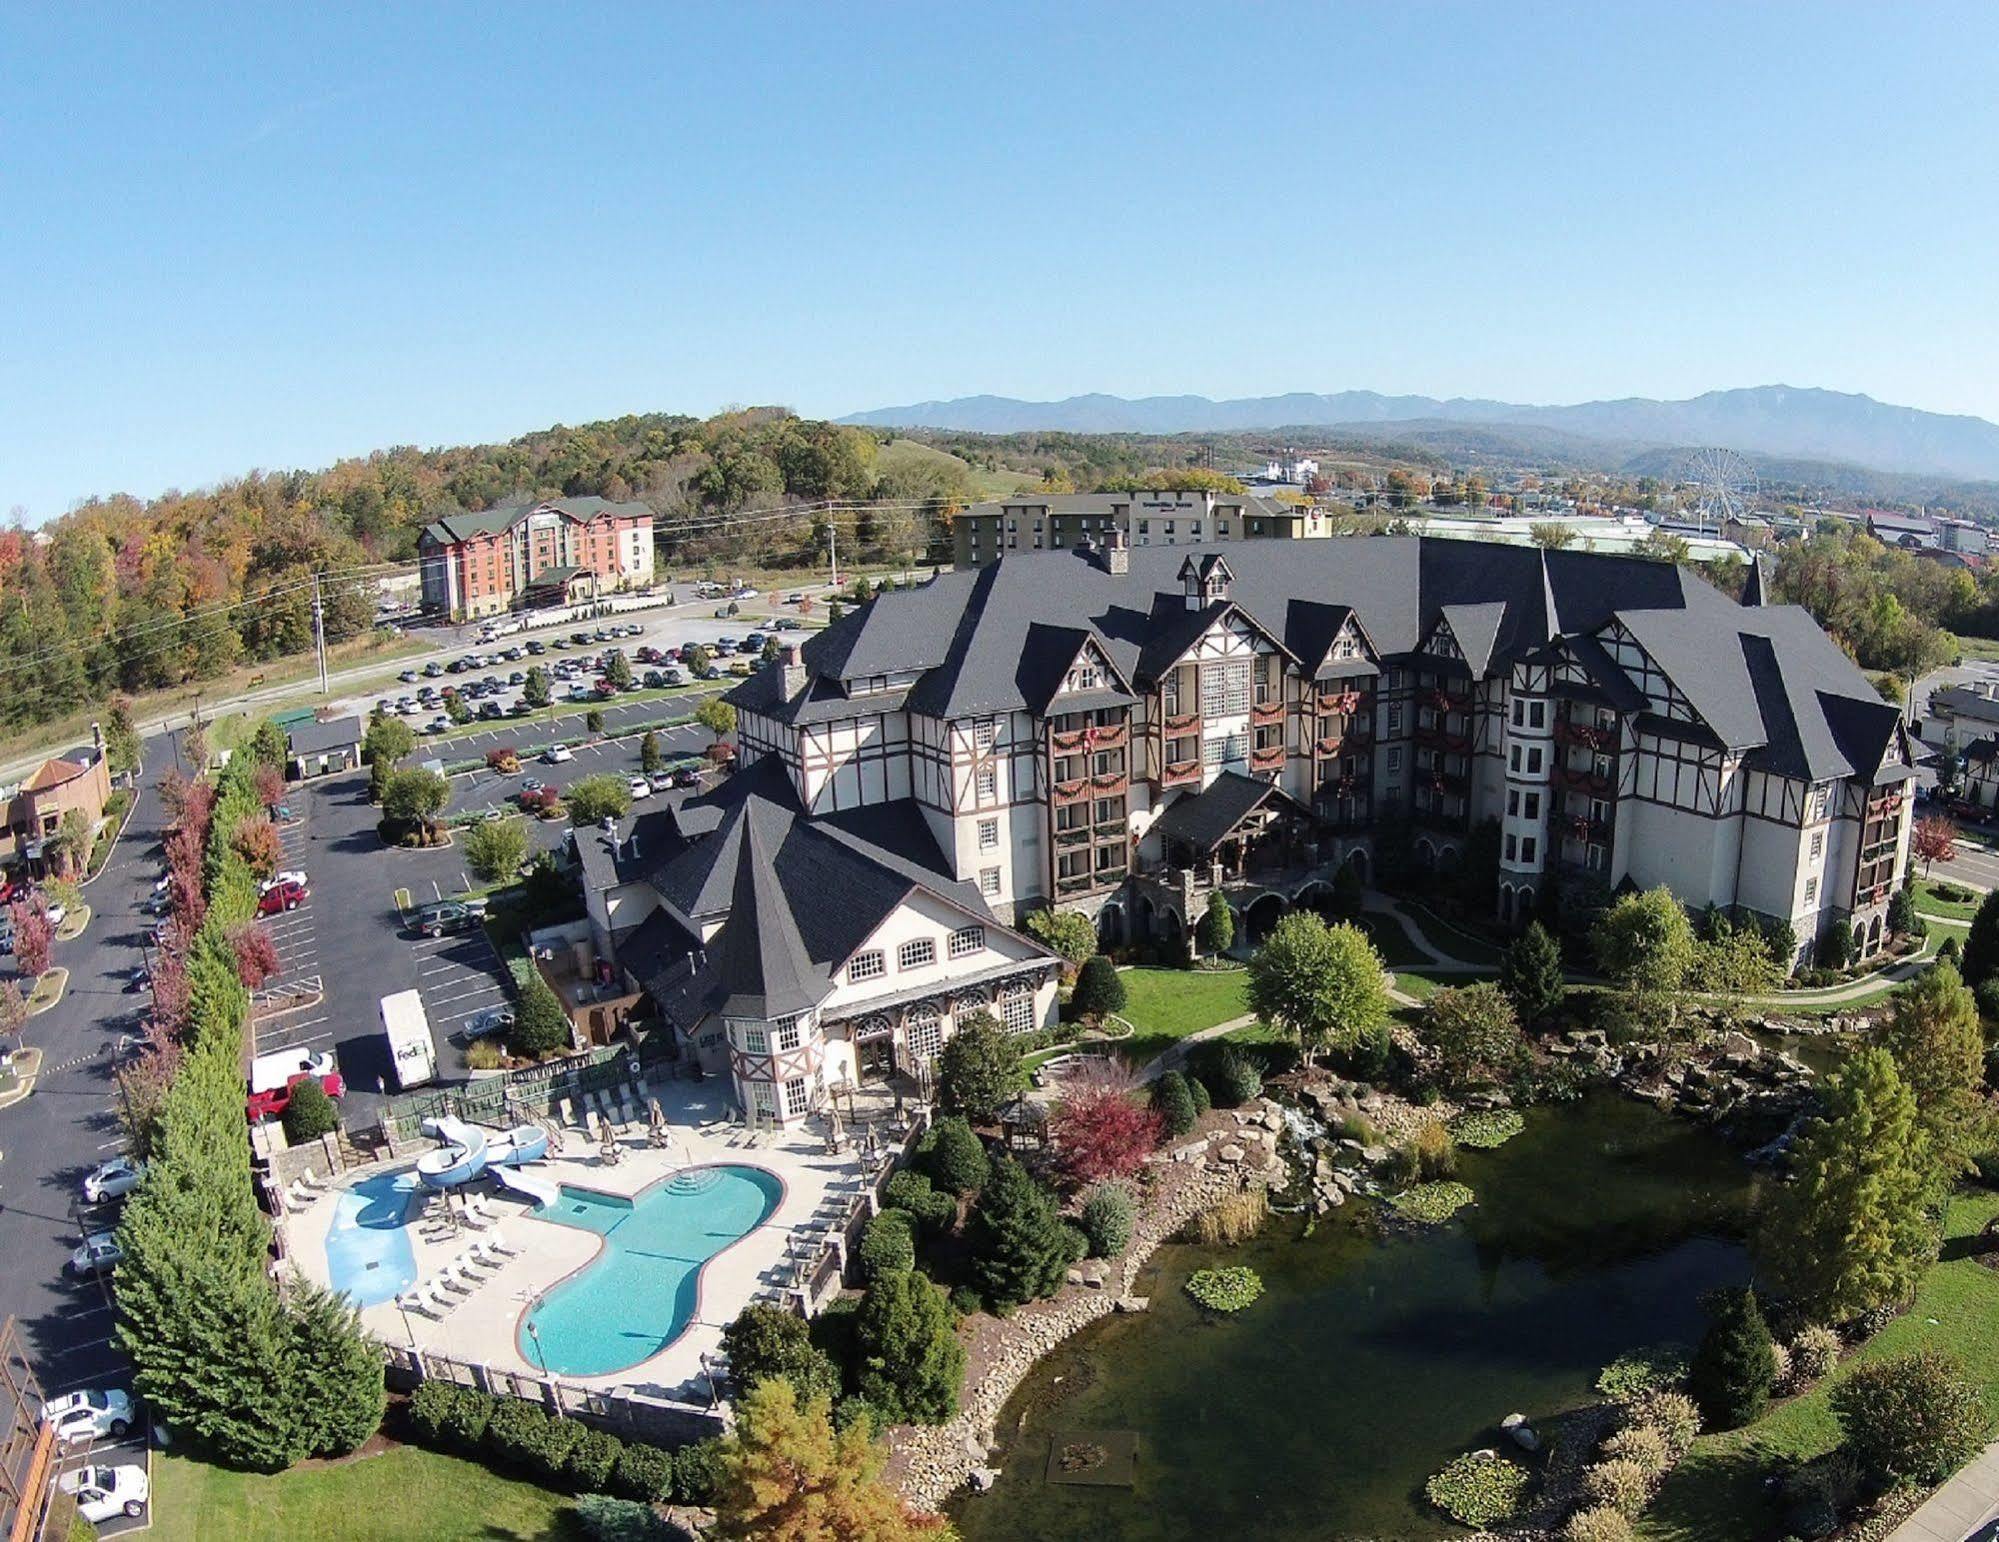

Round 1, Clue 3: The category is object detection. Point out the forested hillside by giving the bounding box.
[0,410,967,733]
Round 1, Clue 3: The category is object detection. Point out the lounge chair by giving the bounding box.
[469,1239,507,1268]
[424,1282,458,1314]
[395,1286,427,1313]
[486,1228,517,1256]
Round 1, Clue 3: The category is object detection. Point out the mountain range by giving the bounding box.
[840,385,1999,483]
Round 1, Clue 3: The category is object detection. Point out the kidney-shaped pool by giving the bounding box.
[519,1164,783,1377]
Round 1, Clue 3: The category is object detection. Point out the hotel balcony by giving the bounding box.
[1555,719,1617,753]
[1250,699,1287,730]
[1161,759,1202,789]
[1249,743,1286,774]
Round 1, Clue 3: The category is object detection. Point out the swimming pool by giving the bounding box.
[324,1169,420,1307]
[520,1165,783,1377]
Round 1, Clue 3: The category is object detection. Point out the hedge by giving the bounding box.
[402,1383,694,1502]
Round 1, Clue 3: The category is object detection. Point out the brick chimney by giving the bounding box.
[1103,527,1130,576]
[780,642,807,699]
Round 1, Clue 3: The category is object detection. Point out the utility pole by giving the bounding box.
[826,521,840,591]
[312,573,329,696]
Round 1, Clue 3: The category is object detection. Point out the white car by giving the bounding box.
[68,1233,123,1278]
[464,1006,516,1041]
[44,903,67,928]
[59,1464,149,1523]
[543,744,573,764]
[82,1156,144,1204]
[628,776,652,800]
[258,870,308,894]
[43,1388,135,1444]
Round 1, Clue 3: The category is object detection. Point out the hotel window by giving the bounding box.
[898,937,936,970]
[978,817,999,850]
[848,950,885,983]
[1524,792,1540,819]
[1804,877,1819,905]
[775,1016,802,1052]
[743,1026,768,1054]
[1522,837,1537,863]
[1511,699,1525,727]
[1205,660,1252,716]
[906,1012,943,1063]
[1505,833,1518,861]
[979,867,1001,896]
[974,717,997,749]
[1526,747,1543,774]
[1386,747,1402,772]
[749,1082,775,1116]
[1530,702,1545,728]
[1810,831,1823,860]
[976,764,997,801]
[949,925,984,959]
[1002,986,1034,1034]
[1509,745,1521,773]
[783,1078,809,1116]
[1201,731,1246,767]
[1507,789,1520,816]
[1386,705,1403,735]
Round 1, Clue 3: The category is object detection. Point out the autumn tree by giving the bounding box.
[10,900,53,980]
[696,697,738,744]
[1912,815,1959,877]
[251,762,285,812]
[228,925,280,990]
[1050,1061,1162,1184]
[709,1379,951,1542]
[1876,961,1988,1183]
[230,816,283,879]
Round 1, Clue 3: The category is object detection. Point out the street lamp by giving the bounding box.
[524,1319,562,1416]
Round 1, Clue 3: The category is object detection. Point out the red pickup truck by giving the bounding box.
[246,1070,345,1122]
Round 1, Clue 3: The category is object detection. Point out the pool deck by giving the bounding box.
[283,1079,876,1397]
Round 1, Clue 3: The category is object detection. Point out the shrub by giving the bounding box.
[1831,1348,1989,1487]
[967,1156,1077,1309]
[1186,1074,1211,1116]
[466,1039,503,1071]
[920,1114,991,1196]
[1599,1423,1671,1479]
[508,977,571,1058]
[1193,1043,1262,1107]
[610,1441,676,1504]
[934,1015,1024,1124]
[1151,1070,1197,1137]
[882,1169,956,1236]
[281,1077,340,1143]
[1449,1109,1525,1149]
[1769,1338,1794,1394]
[481,1397,554,1473]
[409,1382,489,1452]
[1078,1181,1135,1258]
[462,818,528,883]
[856,1208,916,1280]
[1596,1347,1688,1402]
[1410,1121,1456,1180]
[1051,1062,1162,1183]
[1071,955,1127,1020]
[1388,1181,1474,1223]
[947,1285,983,1318]
[563,1425,624,1491]
[854,1270,965,1424]
[1939,934,1963,965]
[1184,1265,1263,1313]
[673,1437,724,1505]
[572,1494,673,1542]
[1184,1188,1268,1246]
[720,1303,841,1404]
[1563,1506,1637,1542]
[1580,1457,1651,1517]
[1424,1451,1528,1527]
[1791,1324,1841,1383]
[1688,1285,1774,1429]
[1623,1391,1701,1459]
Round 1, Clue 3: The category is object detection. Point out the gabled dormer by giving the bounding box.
[1179,552,1234,611]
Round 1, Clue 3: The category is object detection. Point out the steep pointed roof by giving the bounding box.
[1437,602,1509,678]
[710,815,824,1019]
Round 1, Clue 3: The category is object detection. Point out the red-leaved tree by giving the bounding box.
[252,763,285,812]
[0,980,26,1043]
[148,949,191,1039]
[1913,815,1959,877]
[1050,1062,1163,1184]
[229,924,281,990]
[10,900,53,981]
[230,816,283,879]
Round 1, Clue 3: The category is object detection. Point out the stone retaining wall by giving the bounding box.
[888,1107,1284,1510]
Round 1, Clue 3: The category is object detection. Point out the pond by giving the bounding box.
[952,1093,1764,1542]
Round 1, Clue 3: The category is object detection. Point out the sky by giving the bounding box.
[4,2,1997,519]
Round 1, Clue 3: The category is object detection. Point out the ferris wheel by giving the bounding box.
[1679,447,1760,532]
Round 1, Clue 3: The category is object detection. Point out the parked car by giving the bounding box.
[507,702,531,717]
[426,717,450,734]
[526,639,546,655]
[661,666,685,685]
[414,901,475,938]
[258,870,308,894]
[478,703,503,720]
[671,766,702,789]
[628,777,652,800]
[544,744,573,764]
[398,669,420,683]
[738,635,765,654]
[245,1069,345,1122]
[464,1006,516,1041]
[43,1388,135,1443]
[81,1157,144,1205]
[774,618,803,631]
[785,591,804,605]
[422,661,443,677]
[59,1464,149,1523]
[257,880,309,916]
[67,1233,123,1278]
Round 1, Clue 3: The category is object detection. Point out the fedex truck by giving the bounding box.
[380,990,437,1090]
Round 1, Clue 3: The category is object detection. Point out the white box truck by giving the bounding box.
[380,990,437,1090]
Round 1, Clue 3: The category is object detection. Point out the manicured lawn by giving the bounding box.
[151,1444,581,1542]
[1395,900,1505,965]
[1915,877,1982,921]
[1390,969,1446,1001]
[1357,911,1428,968]
[1643,1190,1999,1542]
[1116,966,1249,1067]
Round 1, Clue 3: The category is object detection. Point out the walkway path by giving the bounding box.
[1888,1440,1999,1541]
[1364,895,1492,974]
[1133,1013,1259,1085]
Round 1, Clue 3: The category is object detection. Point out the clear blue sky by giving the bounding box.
[5,2,1996,519]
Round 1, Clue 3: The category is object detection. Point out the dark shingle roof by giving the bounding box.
[1151,771,1306,854]
[285,716,362,757]
[421,496,651,548]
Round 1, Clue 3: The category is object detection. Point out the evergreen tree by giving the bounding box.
[1761,1048,1938,1323]
[284,1281,387,1457]
[640,730,663,774]
[1887,885,1922,938]
[509,977,572,1058]
[1961,889,1999,990]
[720,1303,841,1405]
[248,719,288,769]
[1878,961,1988,1182]
[919,1114,990,1197]
[1151,1069,1197,1137]
[1071,955,1127,1020]
[854,1270,965,1425]
[1197,893,1235,957]
[281,1078,340,1143]
[1687,1286,1775,1430]
[967,1157,1076,1310]
[1499,920,1566,1025]
[933,1012,1023,1124]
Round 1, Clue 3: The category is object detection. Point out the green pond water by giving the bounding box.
[953,1093,1764,1542]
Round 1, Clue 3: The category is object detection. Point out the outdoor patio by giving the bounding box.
[281,1077,914,1399]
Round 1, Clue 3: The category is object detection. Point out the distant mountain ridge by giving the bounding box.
[840,385,1999,483]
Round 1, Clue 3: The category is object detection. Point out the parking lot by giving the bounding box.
[249,801,332,1069]
[406,918,515,1084]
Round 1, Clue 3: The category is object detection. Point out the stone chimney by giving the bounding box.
[780,643,807,700]
[1103,527,1130,576]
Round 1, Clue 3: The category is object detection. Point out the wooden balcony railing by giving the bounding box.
[1249,744,1286,773]
[1251,700,1286,729]
[1313,733,1344,758]
[1316,688,1364,715]
[1164,712,1199,735]
[1161,759,1201,789]
[1087,722,1128,750]
[1048,728,1087,754]
[1415,723,1471,753]
[1555,719,1617,753]
[1554,763,1613,797]
[1054,826,1092,849]
[1052,779,1089,806]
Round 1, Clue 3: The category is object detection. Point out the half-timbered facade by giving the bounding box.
[582,759,1059,1127]
[730,538,1914,966]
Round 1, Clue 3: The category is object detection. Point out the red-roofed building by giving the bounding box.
[2,755,111,872]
